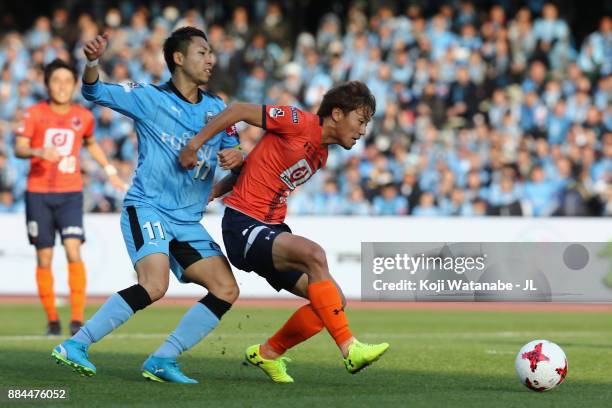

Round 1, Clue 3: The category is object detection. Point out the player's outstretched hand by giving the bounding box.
[83,32,109,61]
[179,145,199,170]
[41,147,60,162]
[108,174,129,192]
[218,148,243,170]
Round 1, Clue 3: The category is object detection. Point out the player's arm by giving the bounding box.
[81,33,152,120]
[82,33,108,85]
[14,137,60,162]
[179,103,262,170]
[84,138,128,191]
[209,173,239,203]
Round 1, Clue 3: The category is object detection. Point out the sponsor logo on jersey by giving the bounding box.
[290,106,299,123]
[268,107,285,118]
[280,159,313,190]
[44,128,75,156]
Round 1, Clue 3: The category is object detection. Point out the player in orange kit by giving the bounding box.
[179,81,389,382]
[15,59,126,336]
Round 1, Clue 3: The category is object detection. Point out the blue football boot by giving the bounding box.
[51,339,96,377]
[141,355,198,384]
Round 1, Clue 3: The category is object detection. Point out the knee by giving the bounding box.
[139,279,168,302]
[212,282,240,304]
[63,241,82,263]
[37,257,52,269]
[304,244,328,274]
[65,250,82,263]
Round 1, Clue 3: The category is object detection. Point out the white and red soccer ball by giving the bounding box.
[515,340,568,392]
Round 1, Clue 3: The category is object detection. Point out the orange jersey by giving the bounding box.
[224,105,328,223]
[16,102,95,193]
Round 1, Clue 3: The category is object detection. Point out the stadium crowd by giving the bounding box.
[0,1,610,216]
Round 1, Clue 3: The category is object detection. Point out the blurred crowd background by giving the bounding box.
[0,0,610,216]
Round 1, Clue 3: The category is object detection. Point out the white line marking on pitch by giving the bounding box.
[0,331,606,342]
[0,333,270,341]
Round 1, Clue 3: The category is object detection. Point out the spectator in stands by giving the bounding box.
[0,1,609,216]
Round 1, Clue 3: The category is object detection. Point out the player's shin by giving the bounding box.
[68,261,87,323]
[307,280,354,355]
[36,266,58,322]
[152,293,232,359]
[71,284,152,346]
[264,304,324,358]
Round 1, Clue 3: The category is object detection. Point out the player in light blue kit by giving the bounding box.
[51,27,244,383]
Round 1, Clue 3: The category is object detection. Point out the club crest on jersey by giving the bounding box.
[206,111,214,123]
[268,107,285,118]
[71,116,82,131]
[280,159,313,190]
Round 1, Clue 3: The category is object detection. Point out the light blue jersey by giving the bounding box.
[82,80,239,223]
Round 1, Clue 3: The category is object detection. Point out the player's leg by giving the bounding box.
[143,247,238,384]
[26,192,60,335]
[52,206,170,376]
[143,224,237,383]
[272,232,389,373]
[271,232,354,350]
[56,192,87,335]
[259,275,348,360]
[221,209,311,382]
[63,239,86,334]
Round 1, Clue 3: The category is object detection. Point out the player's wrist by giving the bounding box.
[186,140,199,151]
[86,58,99,68]
[104,164,118,176]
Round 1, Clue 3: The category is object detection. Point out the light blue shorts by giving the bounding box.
[120,204,224,283]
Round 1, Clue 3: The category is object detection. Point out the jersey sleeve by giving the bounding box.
[220,122,240,149]
[15,107,36,138]
[81,79,157,121]
[261,105,308,137]
[83,110,95,139]
[209,99,240,150]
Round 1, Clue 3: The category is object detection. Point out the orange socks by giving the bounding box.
[307,279,353,346]
[68,261,87,322]
[36,267,58,321]
[267,304,324,354]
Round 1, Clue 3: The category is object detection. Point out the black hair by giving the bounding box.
[163,26,208,73]
[43,59,77,85]
[317,81,376,120]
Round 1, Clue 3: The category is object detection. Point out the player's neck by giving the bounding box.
[320,117,337,145]
[48,100,72,114]
[170,73,201,104]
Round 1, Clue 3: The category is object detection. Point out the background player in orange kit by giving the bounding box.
[179,81,389,383]
[15,59,127,336]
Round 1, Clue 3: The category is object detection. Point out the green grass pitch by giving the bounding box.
[0,304,610,407]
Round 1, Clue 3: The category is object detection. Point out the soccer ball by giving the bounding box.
[515,340,568,392]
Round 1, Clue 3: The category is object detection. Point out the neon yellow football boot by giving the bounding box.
[245,344,294,383]
[343,340,389,374]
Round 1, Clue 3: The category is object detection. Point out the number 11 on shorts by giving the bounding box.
[143,221,165,240]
